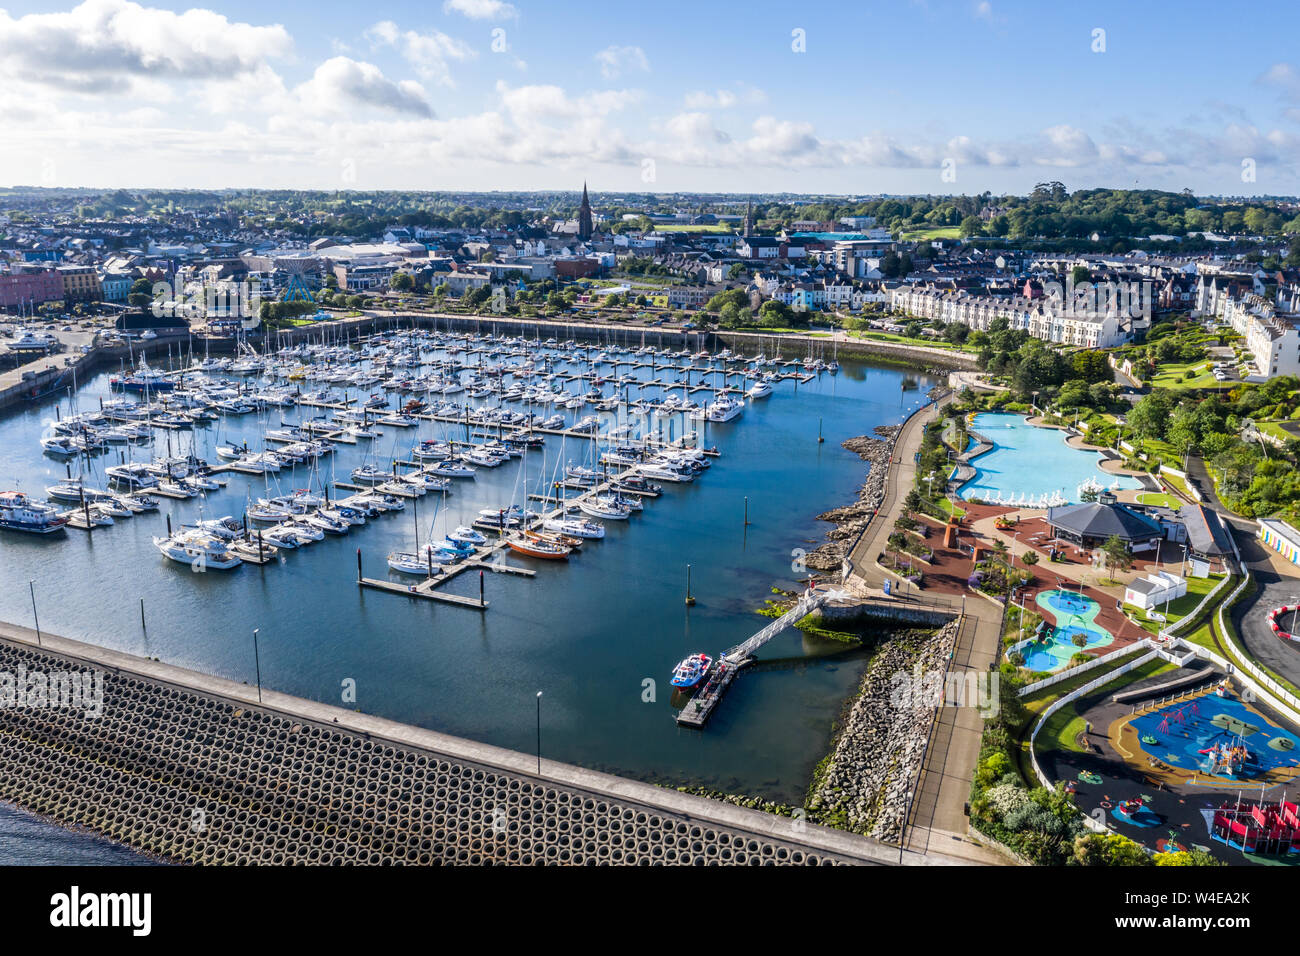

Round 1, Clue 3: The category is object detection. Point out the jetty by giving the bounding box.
[676,588,832,728]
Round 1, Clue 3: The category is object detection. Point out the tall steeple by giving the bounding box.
[577,182,594,241]
[743,198,754,238]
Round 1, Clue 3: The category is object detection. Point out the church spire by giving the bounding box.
[578,181,594,241]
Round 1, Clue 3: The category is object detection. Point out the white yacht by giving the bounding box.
[153,530,242,570]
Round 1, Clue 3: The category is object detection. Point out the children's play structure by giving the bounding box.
[1210,798,1300,855]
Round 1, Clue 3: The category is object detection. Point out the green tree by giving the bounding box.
[389,272,413,291]
[1101,534,1133,579]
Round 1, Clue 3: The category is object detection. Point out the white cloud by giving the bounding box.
[1258,62,1300,101]
[296,57,433,118]
[366,20,475,87]
[684,86,766,109]
[495,80,640,122]
[1034,124,1099,167]
[443,0,517,19]
[594,45,649,80]
[0,0,291,94]
[973,1,993,20]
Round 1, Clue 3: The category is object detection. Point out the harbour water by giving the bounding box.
[0,337,938,861]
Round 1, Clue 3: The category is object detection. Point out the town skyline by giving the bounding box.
[1,0,1299,195]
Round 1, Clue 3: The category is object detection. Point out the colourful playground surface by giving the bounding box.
[1040,667,1300,864]
[1129,693,1300,783]
[1022,589,1116,671]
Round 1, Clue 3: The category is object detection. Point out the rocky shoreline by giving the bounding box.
[804,425,899,572]
[805,618,961,842]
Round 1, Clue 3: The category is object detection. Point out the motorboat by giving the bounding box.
[542,515,605,539]
[670,653,713,690]
[411,439,452,461]
[447,526,488,546]
[351,465,396,485]
[304,511,349,535]
[46,479,110,503]
[0,491,68,534]
[40,435,79,456]
[429,460,476,479]
[106,462,160,490]
[153,530,242,570]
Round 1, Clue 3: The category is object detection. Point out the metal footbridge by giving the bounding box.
[677,587,843,728]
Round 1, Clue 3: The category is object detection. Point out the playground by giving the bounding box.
[1037,665,1300,864]
[1015,588,1116,672]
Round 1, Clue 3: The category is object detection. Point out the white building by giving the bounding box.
[887,286,1127,348]
[1123,571,1187,611]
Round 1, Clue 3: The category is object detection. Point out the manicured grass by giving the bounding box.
[1039,708,1089,755]
[1160,470,1192,499]
[900,226,962,240]
[1029,658,1177,759]
[1124,573,1224,634]
[651,223,734,233]
[1020,649,1149,714]
[848,330,977,352]
[1149,360,1231,391]
[1136,491,1180,509]
[1255,420,1298,444]
[936,496,966,519]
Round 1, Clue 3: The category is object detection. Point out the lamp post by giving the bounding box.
[535,691,543,775]
[28,580,40,646]
[252,628,262,703]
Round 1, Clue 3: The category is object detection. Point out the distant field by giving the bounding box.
[900,226,961,240]
[651,223,734,233]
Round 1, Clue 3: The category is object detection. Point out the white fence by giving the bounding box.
[1017,641,1151,697]
[1026,647,1161,834]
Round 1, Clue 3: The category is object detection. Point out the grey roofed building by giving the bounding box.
[1045,493,1165,548]
[1126,576,1165,596]
[1182,503,1234,565]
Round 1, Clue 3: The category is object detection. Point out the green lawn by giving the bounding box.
[1135,491,1180,509]
[1030,658,1177,759]
[1149,360,1231,391]
[848,330,977,352]
[1159,470,1192,499]
[1124,573,1224,634]
[900,226,962,240]
[1255,420,1299,444]
[651,223,734,233]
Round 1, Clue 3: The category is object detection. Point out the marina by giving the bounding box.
[0,326,940,804]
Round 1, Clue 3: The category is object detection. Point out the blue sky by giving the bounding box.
[0,0,1298,195]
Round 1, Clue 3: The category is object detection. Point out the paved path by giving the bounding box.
[842,392,1009,864]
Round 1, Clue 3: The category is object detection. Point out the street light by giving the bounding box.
[535,691,543,775]
[28,580,40,646]
[252,628,262,703]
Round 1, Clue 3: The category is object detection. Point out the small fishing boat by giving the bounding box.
[670,653,713,689]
